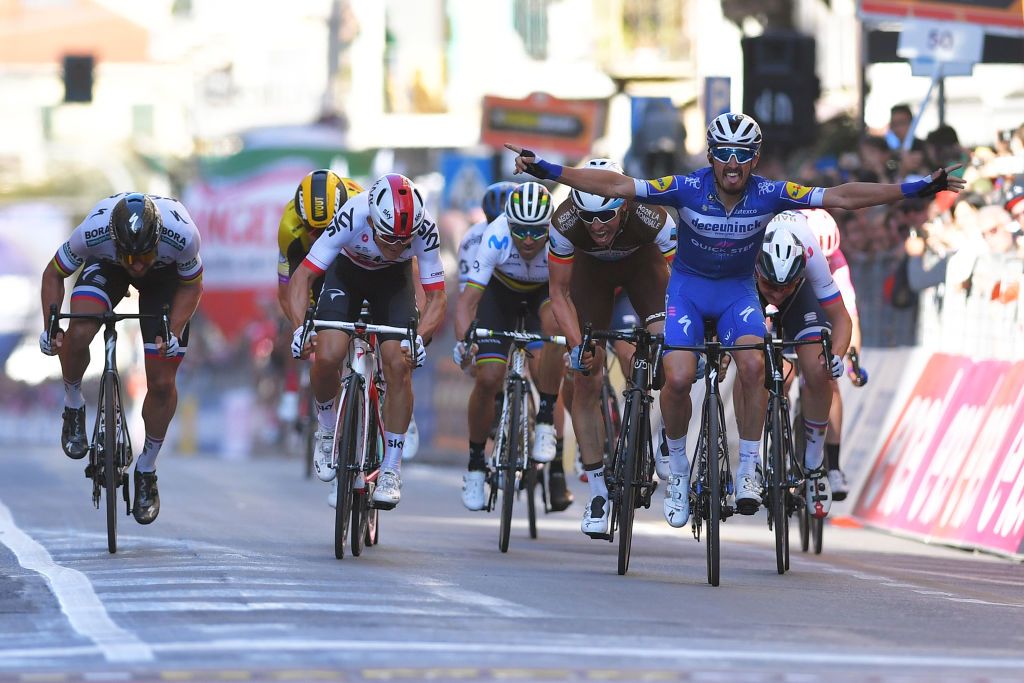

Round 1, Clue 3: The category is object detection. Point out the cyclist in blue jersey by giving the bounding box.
[507,112,965,533]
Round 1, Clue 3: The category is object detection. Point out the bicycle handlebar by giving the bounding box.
[469,328,566,347]
[846,347,868,387]
[48,304,171,343]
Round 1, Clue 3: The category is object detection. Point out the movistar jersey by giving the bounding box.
[634,167,825,279]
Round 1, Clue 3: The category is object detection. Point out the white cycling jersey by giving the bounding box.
[457,220,489,292]
[303,192,445,291]
[52,193,203,281]
[768,211,841,305]
[466,215,548,291]
[828,248,858,318]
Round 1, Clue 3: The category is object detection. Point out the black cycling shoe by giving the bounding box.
[548,472,574,512]
[132,470,160,525]
[61,406,88,459]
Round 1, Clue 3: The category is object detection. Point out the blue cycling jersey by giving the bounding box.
[634,167,826,279]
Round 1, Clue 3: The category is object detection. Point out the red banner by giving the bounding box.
[854,353,1024,557]
[860,0,1024,32]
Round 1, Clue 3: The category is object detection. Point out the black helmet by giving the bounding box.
[110,193,161,256]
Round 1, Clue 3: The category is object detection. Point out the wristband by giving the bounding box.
[525,159,563,181]
[900,178,928,198]
[901,169,947,199]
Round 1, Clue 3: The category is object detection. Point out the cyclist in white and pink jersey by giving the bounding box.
[286,174,447,509]
[804,208,868,501]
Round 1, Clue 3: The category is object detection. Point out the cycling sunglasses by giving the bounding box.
[117,248,157,267]
[376,232,414,246]
[710,146,758,164]
[577,208,618,224]
[509,223,548,240]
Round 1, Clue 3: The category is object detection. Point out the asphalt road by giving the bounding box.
[0,446,1021,682]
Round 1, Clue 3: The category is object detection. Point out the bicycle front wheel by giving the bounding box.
[811,515,823,554]
[498,381,523,553]
[768,398,788,575]
[334,376,362,560]
[103,372,118,555]
[616,397,642,576]
[705,396,722,587]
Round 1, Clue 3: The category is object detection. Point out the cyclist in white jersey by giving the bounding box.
[458,182,517,292]
[507,112,965,534]
[805,209,868,501]
[286,174,447,509]
[39,192,204,525]
[454,182,569,510]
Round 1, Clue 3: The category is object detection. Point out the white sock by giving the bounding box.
[63,377,85,410]
[136,434,163,473]
[585,465,608,500]
[666,435,689,478]
[803,417,829,471]
[738,438,760,471]
[382,431,405,472]
[315,398,336,431]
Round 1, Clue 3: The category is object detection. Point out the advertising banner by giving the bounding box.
[859,0,1024,34]
[481,93,604,157]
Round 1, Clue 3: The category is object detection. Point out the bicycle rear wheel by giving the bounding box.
[498,381,523,553]
[103,373,118,555]
[526,393,538,540]
[334,376,362,560]
[616,397,642,576]
[705,396,722,587]
[811,515,823,554]
[601,376,621,470]
[768,398,788,575]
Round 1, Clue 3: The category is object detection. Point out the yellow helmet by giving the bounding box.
[294,169,361,230]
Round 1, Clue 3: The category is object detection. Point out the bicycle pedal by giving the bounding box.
[369,500,396,511]
[721,505,734,519]
[735,499,760,516]
[584,531,612,541]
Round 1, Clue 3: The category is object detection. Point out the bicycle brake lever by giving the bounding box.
[300,306,315,347]
[579,322,593,377]
[161,303,171,345]
[47,304,59,343]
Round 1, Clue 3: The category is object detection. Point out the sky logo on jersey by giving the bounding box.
[783,182,813,204]
[488,235,509,250]
[647,176,677,195]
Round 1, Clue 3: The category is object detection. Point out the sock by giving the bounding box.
[136,434,164,473]
[382,430,405,472]
[739,438,761,470]
[584,462,608,500]
[536,392,558,424]
[468,440,487,472]
[550,438,564,474]
[315,398,336,431]
[826,442,841,471]
[63,377,85,410]
[803,417,829,471]
[666,434,688,477]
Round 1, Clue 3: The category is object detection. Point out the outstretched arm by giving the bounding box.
[505,144,637,199]
[823,164,965,210]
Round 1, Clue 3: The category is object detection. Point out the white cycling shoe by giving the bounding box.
[806,470,832,519]
[372,469,402,509]
[532,423,557,463]
[313,429,336,482]
[663,473,690,528]
[735,465,763,516]
[581,495,610,538]
[828,468,849,502]
[461,470,486,511]
[655,432,671,481]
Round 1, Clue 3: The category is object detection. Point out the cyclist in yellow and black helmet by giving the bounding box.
[277,169,364,314]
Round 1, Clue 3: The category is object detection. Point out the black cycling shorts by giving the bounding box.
[761,279,831,346]
[474,279,550,365]
[70,259,191,355]
[314,256,416,342]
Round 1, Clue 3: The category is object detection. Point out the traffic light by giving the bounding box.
[742,33,819,154]
[63,54,94,103]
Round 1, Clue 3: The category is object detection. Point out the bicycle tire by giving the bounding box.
[352,398,379,557]
[616,396,642,576]
[705,392,721,587]
[498,381,522,553]
[103,372,118,555]
[769,397,787,575]
[303,396,315,480]
[526,392,538,540]
[601,377,620,471]
[812,515,823,554]
[334,376,361,560]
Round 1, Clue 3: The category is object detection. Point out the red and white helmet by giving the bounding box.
[367,173,425,239]
[804,208,841,257]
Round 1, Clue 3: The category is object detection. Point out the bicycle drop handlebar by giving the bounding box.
[48,303,171,344]
[302,306,419,354]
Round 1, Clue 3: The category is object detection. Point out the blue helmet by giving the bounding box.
[481,181,517,223]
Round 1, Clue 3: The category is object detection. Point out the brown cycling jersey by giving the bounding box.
[547,197,676,265]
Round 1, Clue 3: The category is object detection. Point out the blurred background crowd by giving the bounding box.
[0,0,1021,460]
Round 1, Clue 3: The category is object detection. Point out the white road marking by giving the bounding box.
[103,601,464,616]
[106,589,440,602]
[0,500,153,663]
[410,578,543,618]
[82,564,294,575]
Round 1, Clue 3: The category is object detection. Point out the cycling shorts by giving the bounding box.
[71,259,191,358]
[767,280,831,343]
[315,256,416,342]
[610,289,641,330]
[664,270,765,349]
[570,244,668,332]
[475,279,550,365]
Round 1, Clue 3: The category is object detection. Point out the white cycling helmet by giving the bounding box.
[804,208,841,257]
[570,158,625,213]
[367,173,425,238]
[506,182,553,227]
[706,112,762,148]
[757,221,807,286]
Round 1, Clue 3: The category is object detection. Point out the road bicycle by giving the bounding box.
[47,303,169,554]
[580,323,662,575]
[466,318,566,553]
[299,309,418,559]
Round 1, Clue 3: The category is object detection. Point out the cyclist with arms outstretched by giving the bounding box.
[286,173,447,509]
[508,112,964,534]
[39,192,203,525]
